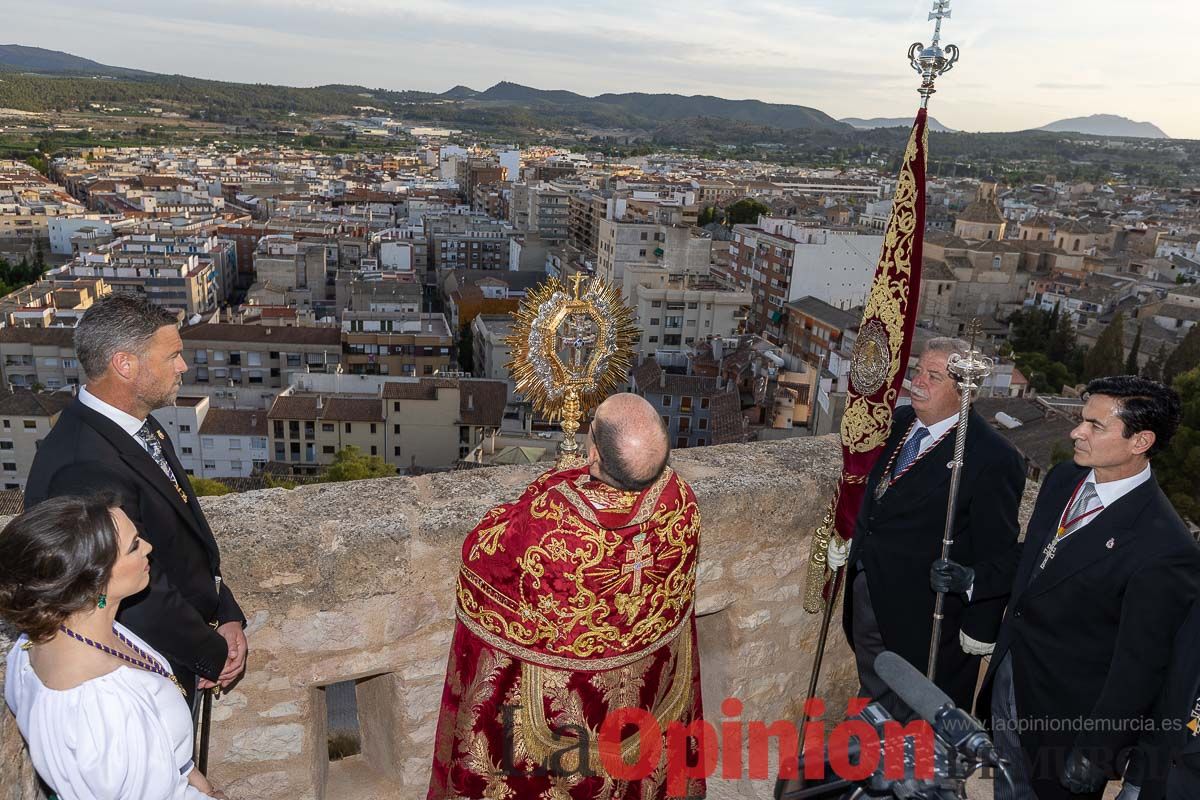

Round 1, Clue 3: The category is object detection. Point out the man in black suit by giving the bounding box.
[827,337,1026,715]
[25,295,247,706]
[1117,598,1200,800]
[933,376,1200,800]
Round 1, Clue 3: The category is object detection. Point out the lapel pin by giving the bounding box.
[1105,538,1115,549]
[155,429,166,440]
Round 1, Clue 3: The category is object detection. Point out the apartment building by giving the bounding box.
[510,182,569,243]
[48,234,221,316]
[424,212,517,271]
[596,219,713,289]
[783,296,860,368]
[341,312,453,377]
[180,323,342,389]
[471,314,515,382]
[266,373,506,472]
[0,326,83,389]
[152,395,270,478]
[630,358,743,449]
[728,219,884,341]
[0,277,112,329]
[626,268,750,366]
[0,390,73,490]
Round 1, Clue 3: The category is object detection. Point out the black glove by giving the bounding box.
[1061,749,1107,794]
[930,559,975,595]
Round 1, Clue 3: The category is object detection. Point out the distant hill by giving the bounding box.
[454,81,850,132]
[441,85,479,100]
[1037,114,1169,139]
[842,116,953,133]
[0,44,156,79]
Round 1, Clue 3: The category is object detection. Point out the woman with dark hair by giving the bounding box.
[1,495,225,799]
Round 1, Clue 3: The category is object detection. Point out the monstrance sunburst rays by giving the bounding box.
[505,273,639,465]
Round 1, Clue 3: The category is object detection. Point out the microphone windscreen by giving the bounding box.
[873,650,954,723]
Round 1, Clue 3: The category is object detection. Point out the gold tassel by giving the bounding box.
[802,497,838,613]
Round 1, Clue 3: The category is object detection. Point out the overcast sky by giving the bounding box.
[14,0,1200,138]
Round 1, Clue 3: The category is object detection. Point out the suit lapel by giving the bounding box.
[1022,476,1157,598]
[865,413,913,503]
[73,400,214,551]
[145,416,212,536]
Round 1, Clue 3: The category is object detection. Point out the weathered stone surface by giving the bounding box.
[2,435,1004,799]
[225,723,305,762]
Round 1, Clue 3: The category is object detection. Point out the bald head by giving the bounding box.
[587,393,670,491]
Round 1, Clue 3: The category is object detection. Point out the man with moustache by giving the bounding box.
[827,337,1026,715]
[934,376,1200,800]
[26,295,247,707]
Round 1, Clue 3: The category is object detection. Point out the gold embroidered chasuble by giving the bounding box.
[427,465,704,800]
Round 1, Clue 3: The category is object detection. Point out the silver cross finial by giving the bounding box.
[928,0,952,46]
[908,0,960,106]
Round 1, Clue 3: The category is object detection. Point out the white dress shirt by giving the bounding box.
[905,411,958,457]
[78,385,150,453]
[1068,463,1152,533]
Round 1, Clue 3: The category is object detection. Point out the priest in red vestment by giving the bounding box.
[428,393,705,800]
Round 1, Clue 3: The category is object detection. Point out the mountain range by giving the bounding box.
[0,44,1175,141]
[1035,114,1169,139]
[841,116,954,133]
[0,44,155,79]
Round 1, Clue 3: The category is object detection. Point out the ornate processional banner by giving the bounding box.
[804,108,929,611]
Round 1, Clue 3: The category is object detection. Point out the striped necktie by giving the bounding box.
[1061,481,1102,538]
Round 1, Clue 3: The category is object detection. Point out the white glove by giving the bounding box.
[826,537,850,570]
[960,630,995,656]
[1115,783,1140,800]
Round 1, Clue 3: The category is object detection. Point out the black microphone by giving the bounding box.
[874,651,1002,769]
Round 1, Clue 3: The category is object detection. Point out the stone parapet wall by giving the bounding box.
[1,436,857,799]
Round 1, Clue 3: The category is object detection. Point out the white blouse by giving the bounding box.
[4,622,208,800]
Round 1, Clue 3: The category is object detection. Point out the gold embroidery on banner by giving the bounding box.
[841,122,927,455]
[519,630,694,771]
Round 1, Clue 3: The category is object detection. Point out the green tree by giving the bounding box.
[191,477,233,496]
[1083,312,1126,381]
[264,473,298,490]
[1155,367,1200,524]
[1125,322,1143,375]
[1050,441,1074,467]
[1047,309,1078,363]
[320,445,396,482]
[724,198,771,226]
[1164,325,1200,385]
[1144,343,1169,382]
[1013,351,1075,394]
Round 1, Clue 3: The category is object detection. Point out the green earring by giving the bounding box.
[97,594,107,609]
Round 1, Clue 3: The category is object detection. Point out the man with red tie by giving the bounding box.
[933,376,1200,800]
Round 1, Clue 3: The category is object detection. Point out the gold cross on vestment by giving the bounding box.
[621,533,655,594]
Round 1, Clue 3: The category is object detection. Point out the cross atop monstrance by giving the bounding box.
[506,274,639,466]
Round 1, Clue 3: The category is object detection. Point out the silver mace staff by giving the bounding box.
[927,321,992,681]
